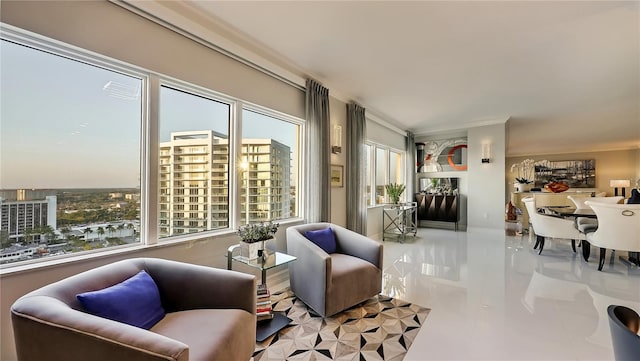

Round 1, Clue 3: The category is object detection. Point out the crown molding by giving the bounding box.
[413,116,510,136]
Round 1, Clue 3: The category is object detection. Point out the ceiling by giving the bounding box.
[133,1,639,156]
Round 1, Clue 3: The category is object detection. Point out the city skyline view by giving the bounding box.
[1,32,300,264]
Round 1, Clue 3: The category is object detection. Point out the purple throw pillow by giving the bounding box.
[305,227,337,254]
[77,270,165,329]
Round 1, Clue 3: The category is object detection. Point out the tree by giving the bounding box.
[106,224,116,238]
[22,228,35,246]
[67,235,84,249]
[39,225,57,244]
[60,227,72,240]
[0,230,11,249]
[96,226,105,240]
[82,227,93,242]
[117,223,125,235]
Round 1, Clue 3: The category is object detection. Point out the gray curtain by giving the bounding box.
[305,79,331,222]
[346,102,367,234]
[405,131,416,202]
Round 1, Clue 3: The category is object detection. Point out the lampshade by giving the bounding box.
[610,179,630,188]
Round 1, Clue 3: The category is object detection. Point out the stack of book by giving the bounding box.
[256,283,273,321]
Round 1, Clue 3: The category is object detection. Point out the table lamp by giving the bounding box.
[610,179,630,198]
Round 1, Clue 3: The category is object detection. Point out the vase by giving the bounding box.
[239,240,264,260]
[515,183,532,193]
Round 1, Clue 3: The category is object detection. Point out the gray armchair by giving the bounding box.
[11,258,256,361]
[286,223,383,317]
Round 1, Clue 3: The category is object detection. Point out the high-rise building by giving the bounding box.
[0,189,57,243]
[159,130,291,238]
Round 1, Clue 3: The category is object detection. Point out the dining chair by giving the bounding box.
[585,201,640,271]
[522,197,585,255]
[567,196,625,236]
[567,196,624,210]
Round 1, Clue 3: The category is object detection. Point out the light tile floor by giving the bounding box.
[381,227,640,360]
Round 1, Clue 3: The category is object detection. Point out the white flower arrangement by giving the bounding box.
[510,159,537,184]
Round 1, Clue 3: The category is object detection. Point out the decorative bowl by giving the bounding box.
[544,181,570,193]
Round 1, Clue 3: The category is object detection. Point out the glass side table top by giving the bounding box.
[227,244,297,271]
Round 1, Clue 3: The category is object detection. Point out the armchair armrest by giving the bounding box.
[332,224,383,269]
[534,213,586,240]
[286,227,331,309]
[146,259,256,314]
[11,296,188,361]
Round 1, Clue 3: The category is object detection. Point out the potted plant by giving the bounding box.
[236,221,279,260]
[510,159,537,192]
[385,183,406,204]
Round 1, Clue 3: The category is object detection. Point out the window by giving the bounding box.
[159,85,231,238]
[240,108,300,224]
[366,143,405,205]
[0,39,143,264]
[0,26,304,267]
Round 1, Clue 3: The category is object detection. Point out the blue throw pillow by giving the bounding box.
[305,227,337,254]
[77,270,165,329]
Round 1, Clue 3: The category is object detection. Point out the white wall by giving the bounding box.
[367,120,406,150]
[467,123,507,229]
[329,96,347,227]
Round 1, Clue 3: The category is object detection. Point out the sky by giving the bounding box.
[1,39,297,189]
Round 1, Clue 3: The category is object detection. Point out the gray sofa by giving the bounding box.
[10,258,256,361]
[286,223,383,317]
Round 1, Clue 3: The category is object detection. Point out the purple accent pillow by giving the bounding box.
[77,270,165,329]
[305,228,337,254]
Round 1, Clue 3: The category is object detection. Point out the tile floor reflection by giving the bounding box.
[381,227,640,360]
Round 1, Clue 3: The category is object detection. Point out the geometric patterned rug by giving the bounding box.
[253,289,430,361]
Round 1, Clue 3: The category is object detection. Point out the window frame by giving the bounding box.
[366,141,406,206]
[0,24,305,270]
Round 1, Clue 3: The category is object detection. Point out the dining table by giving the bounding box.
[542,206,596,261]
[541,206,640,267]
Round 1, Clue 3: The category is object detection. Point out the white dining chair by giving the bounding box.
[523,197,585,255]
[567,196,624,210]
[585,201,640,271]
[567,196,625,236]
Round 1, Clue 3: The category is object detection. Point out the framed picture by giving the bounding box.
[331,164,344,188]
[534,159,595,188]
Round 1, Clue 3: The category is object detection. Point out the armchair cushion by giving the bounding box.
[304,227,337,254]
[77,270,165,330]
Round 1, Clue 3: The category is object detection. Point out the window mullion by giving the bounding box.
[145,75,160,245]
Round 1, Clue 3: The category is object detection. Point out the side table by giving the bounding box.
[383,202,418,242]
[227,245,297,342]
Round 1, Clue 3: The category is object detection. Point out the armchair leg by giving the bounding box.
[538,236,545,255]
[571,240,576,253]
[598,248,606,271]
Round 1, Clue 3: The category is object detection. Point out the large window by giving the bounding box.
[366,142,405,206]
[0,26,304,267]
[159,85,231,238]
[240,108,299,225]
[0,39,143,264]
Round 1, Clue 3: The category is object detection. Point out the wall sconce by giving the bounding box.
[331,125,342,154]
[481,142,491,163]
[610,179,630,198]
